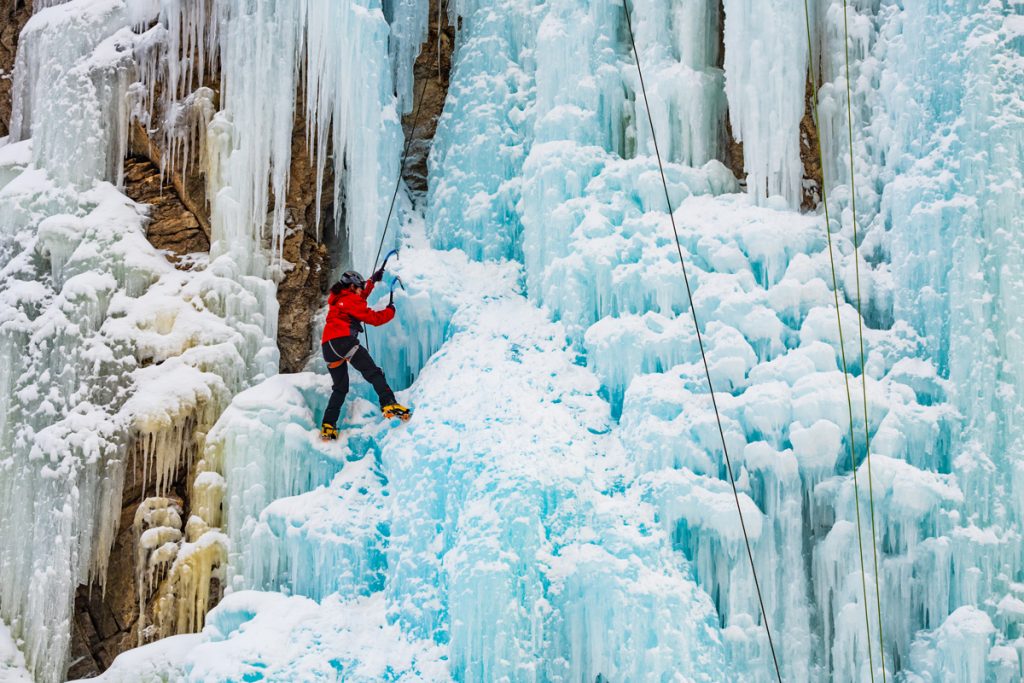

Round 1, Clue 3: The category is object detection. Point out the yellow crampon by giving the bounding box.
[382,403,411,422]
[320,423,340,441]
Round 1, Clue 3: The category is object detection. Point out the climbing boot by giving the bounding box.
[320,423,339,441]
[381,403,412,422]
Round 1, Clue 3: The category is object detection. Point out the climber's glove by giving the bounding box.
[371,266,385,283]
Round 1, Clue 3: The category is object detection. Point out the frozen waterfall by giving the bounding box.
[0,0,1021,682]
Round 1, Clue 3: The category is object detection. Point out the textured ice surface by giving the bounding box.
[92,591,448,683]
[7,0,1024,681]
[0,2,276,680]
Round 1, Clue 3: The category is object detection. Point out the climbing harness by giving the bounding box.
[621,3,782,681]
[325,338,360,369]
[801,1,887,679]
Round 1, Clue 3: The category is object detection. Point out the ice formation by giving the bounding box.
[0,1,278,680]
[0,0,1020,682]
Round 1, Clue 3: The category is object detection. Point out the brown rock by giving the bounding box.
[123,155,210,263]
[402,0,456,198]
[0,0,31,139]
[800,71,824,211]
[129,121,212,243]
[722,113,746,186]
[66,611,102,680]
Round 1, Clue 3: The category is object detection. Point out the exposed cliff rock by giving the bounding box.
[128,120,212,240]
[722,114,746,187]
[800,73,824,211]
[123,155,210,263]
[0,0,31,138]
[276,105,332,373]
[403,0,455,198]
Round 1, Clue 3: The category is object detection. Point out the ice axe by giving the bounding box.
[380,248,400,271]
[388,275,405,306]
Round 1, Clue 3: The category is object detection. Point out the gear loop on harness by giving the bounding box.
[326,337,360,369]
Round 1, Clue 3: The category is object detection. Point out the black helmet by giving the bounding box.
[338,270,365,289]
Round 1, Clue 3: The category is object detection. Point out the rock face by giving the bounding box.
[129,120,213,240]
[800,73,824,211]
[723,115,746,187]
[0,0,31,138]
[403,0,455,198]
[276,107,332,373]
[123,155,210,262]
[67,446,196,678]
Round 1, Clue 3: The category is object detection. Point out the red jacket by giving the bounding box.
[321,280,395,343]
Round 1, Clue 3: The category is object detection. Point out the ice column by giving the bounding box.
[9,0,139,188]
[208,0,402,278]
[626,0,726,166]
[721,0,807,207]
[384,0,430,114]
[425,0,539,261]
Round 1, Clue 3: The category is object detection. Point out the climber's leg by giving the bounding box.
[349,346,397,408]
[321,338,358,429]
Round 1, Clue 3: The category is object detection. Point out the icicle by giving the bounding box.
[721,0,807,207]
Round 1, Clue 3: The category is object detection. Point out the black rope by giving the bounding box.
[622,4,782,681]
[363,73,430,355]
[373,74,430,271]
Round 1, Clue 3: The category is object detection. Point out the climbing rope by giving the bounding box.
[801,1,886,679]
[840,0,888,677]
[363,75,429,354]
[372,75,430,271]
[622,3,782,681]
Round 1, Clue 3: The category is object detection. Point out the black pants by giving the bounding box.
[321,337,396,426]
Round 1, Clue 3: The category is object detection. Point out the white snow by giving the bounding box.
[0,622,31,683]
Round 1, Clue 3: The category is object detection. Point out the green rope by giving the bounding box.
[840,1,888,678]
[800,2,877,680]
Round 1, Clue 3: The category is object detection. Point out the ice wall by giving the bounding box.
[0,1,275,680]
[875,1,1024,676]
[208,0,407,277]
[419,0,1024,679]
[6,0,1023,681]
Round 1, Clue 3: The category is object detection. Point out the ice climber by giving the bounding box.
[320,267,411,441]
